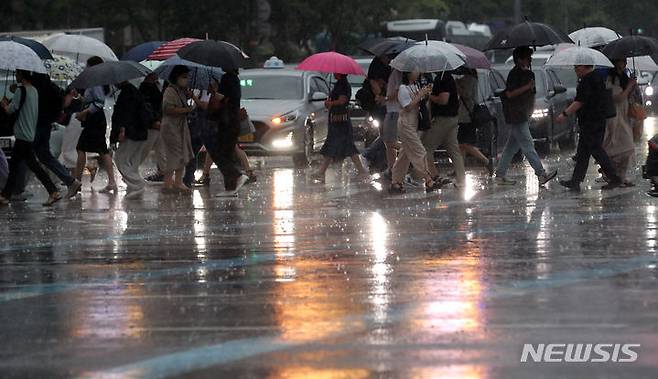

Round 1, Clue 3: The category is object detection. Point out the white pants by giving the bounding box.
[115,139,147,193]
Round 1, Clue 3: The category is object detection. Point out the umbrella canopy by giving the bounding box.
[139,60,164,71]
[42,33,118,63]
[359,36,416,56]
[568,27,620,48]
[154,55,223,89]
[485,21,573,50]
[545,46,613,67]
[0,36,54,60]
[44,55,84,84]
[0,41,47,73]
[177,40,247,70]
[147,38,201,61]
[390,41,465,73]
[296,52,365,75]
[451,43,490,69]
[122,41,164,62]
[602,35,658,59]
[70,61,151,89]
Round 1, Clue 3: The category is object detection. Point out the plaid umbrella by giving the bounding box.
[147,38,201,61]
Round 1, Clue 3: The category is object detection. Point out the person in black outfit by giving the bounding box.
[139,73,166,183]
[557,65,622,192]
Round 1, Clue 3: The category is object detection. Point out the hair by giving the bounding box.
[15,69,33,82]
[169,65,190,84]
[609,61,630,89]
[87,56,104,67]
[512,46,533,65]
[401,71,413,85]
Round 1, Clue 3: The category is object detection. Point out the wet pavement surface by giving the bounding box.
[2,124,658,379]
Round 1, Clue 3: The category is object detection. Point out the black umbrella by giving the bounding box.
[485,21,573,50]
[0,36,54,60]
[176,40,247,70]
[359,36,416,56]
[602,35,658,59]
[70,61,151,89]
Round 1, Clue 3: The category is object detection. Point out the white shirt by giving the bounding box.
[386,70,402,113]
[397,84,419,110]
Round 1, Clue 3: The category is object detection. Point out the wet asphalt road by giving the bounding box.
[1,122,658,379]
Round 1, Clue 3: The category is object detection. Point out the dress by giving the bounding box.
[76,86,109,154]
[160,86,194,172]
[320,78,359,160]
[603,76,636,181]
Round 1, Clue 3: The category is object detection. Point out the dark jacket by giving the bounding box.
[111,83,147,143]
[139,81,163,120]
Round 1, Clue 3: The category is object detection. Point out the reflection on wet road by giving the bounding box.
[1,125,658,379]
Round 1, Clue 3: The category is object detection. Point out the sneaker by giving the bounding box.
[405,175,423,188]
[66,179,82,199]
[601,180,622,190]
[495,176,516,185]
[559,179,581,192]
[233,174,249,193]
[194,176,211,187]
[145,173,164,183]
[124,188,145,200]
[538,170,558,186]
[42,192,62,206]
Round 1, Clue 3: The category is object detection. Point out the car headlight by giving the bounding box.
[646,86,654,97]
[272,110,299,126]
[532,108,549,119]
[272,132,294,149]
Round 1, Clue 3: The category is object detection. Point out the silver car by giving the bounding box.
[239,68,331,167]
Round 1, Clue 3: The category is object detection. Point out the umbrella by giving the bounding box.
[359,36,416,56]
[451,43,490,69]
[147,38,201,61]
[154,55,223,89]
[0,41,47,73]
[389,41,465,73]
[0,36,54,60]
[139,60,164,71]
[545,46,613,67]
[568,27,621,48]
[627,55,658,72]
[42,33,118,63]
[44,55,84,84]
[70,61,151,89]
[485,21,573,50]
[602,35,658,59]
[176,40,247,70]
[122,41,164,62]
[296,52,365,75]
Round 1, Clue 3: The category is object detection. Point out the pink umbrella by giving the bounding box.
[451,43,491,69]
[296,52,365,75]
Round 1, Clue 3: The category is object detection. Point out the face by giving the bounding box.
[333,73,346,81]
[408,71,420,82]
[176,73,190,88]
[574,65,588,78]
[15,71,23,82]
[614,59,627,71]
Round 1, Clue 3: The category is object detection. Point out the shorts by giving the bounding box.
[381,112,399,142]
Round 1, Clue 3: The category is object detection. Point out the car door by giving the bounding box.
[547,69,571,138]
[309,76,330,148]
[486,69,507,158]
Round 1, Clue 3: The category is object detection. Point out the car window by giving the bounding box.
[531,70,547,96]
[311,76,330,95]
[240,75,303,100]
[477,71,493,102]
[551,68,579,89]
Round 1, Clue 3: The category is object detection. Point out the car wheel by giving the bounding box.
[292,122,314,168]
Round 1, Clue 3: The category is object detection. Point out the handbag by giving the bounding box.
[239,107,255,136]
[460,96,493,128]
[417,99,431,131]
[628,102,647,121]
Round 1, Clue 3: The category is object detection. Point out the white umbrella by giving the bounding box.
[569,27,621,48]
[390,41,465,73]
[42,33,118,63]
[627,55,658,72]
[0,41,47,73]
[545,46,614,67]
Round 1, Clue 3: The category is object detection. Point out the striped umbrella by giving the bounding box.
[147,38,201,61]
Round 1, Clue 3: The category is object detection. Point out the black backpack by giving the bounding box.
[138,97,157,130]
[355,79,377,113]
[37,81,64,128]
[0,87,26,136]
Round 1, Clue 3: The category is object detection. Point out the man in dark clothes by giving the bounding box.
[557,64,622,192]
[139,73,166,183]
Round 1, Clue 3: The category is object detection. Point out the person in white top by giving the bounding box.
[389,71,442,194]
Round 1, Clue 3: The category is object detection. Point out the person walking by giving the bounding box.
[422,71,466,187]
[32,73,82,198]
[139,73,166,183]
[111,81,150,199]
[73,56,117,194]
[456,69,492,175]
[557,64,623,191]
[495,47,557,186]
[160,65,195,193]
[602,59,637,186]
[311,73,369,183]
[389,71,442,194]
[0,70,61,206]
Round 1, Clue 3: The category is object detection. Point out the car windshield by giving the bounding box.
[347,61,371,87]
[497,67,546,97]
[552,68,579,88]
[240,75,303,100]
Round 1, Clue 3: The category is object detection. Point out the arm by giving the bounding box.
[325,95,348,108]
[400,86,431,112]
[505,80,534,99]
[556,101,583,123]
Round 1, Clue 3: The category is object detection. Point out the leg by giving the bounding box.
[572,133,593,183]
[202,154,213,177]
[350,154,369,175]
[74,150,86,181]
[20,141,59,195]
[383,113,400,171]
[421,119,444,178]
[496,125,522,177]
[442,117,466,185]
[34,126,75,186]
[515,121,546,176]
[100,153,116,188]
[235,146,251,172]
[588,128,621,183]
[462,144,489,166]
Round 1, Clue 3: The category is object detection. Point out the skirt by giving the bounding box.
[320,120,359,160]
[457,123,477,146]
[76,111,109,154]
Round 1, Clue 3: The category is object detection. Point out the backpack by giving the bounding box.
[139,99,157,130]
[0,87,26,136]
[37,80,64,128]
[355,79,377,113]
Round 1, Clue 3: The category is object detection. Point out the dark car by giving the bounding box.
[496,65,579,154]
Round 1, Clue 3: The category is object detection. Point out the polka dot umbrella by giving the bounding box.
[44,55,84,87]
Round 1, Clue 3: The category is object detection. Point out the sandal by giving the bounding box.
[43,192,62,206]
